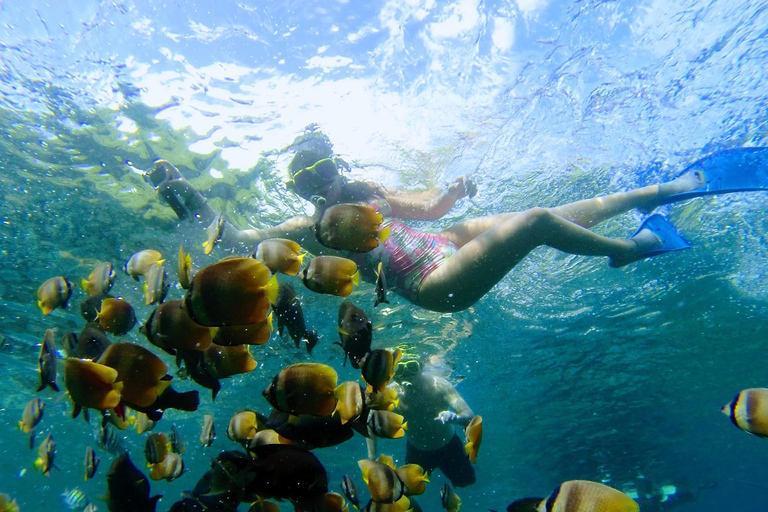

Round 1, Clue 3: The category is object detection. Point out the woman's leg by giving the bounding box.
[439,172,704,246]
[418,207,657,312]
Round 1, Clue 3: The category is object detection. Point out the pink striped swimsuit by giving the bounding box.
[350,199,458,304]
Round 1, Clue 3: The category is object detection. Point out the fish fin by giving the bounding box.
[401,421,408,431]
[352,270,360,286]
[50,382,60,392]
[267,312,274,332]
[336,327,349,336]
[39,302,53,315]
[80,279,90,292]
[36,382,45,392]
[378,226,390,244]
[157,259,166,265]
[265,274,279,304]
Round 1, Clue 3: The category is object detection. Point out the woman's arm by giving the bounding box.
[385,176,477,221]
[222,215,328,255]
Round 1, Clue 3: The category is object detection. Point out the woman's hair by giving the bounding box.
[287,131,388,205]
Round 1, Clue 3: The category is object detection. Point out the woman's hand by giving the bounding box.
[446,176,477,199]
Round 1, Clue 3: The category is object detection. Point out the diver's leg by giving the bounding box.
[145,160,218,224]
[419,208,655,312]
[439,173,704,246]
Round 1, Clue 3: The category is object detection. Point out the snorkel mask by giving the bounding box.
[286,158,339,199]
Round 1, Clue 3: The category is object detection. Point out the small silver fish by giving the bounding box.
[84,446,99,481]
[169,423,185,454]
[143,263,169,305]
[341,474,361,510]
[37,329,59,392]
[200,414,216,447]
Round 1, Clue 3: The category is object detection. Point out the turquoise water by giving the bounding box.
[2,0,768,510]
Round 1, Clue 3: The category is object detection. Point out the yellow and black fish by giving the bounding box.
[97,343,168,408]
[358,458,406,504]
[144,432,169,465]
[722,387,768,437]
[143,262,170,306]
[125,249,164,281]
[37,276,74,315]
[367,410,407,439]
[360,348,402,393]
[96,297,137,336]
[440,483,461,512]
[314,204,390,253]
[374,262,389,308]
[464,415,482,464]
[505,480,639,512]
[210,314,273,346]
[64,323,112,360]
[106,453,162,512]
[141,299,213,354]
[334,381,364,425]
[301,255,360,297]
[364,386,399,412]
[81,261,117,297]
[149,451,184,482]
[395,464,428,496]
[184,257,278,326]
[336,301,373,369]
[84,446,99,481]
[64,358,123,418]
[253,238,306,275]
[136,411,156,435]
[273,282,318,354]
[37,329,59,392]
[80,292,114,322]
[0,493,19,512]
[247,428,292,450]
[203,343,257,379]
[200,414,216,447]
[226,409,261,446]
[263,363,339,417]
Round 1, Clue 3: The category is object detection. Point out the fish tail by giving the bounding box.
[80,279,90,292]
[401,421,408,431]
[265,274,279,304]
[378,225,391,244]
[352,270,360,286]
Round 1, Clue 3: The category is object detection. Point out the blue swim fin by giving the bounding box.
[609,214,691,268]
[659,147,768,205]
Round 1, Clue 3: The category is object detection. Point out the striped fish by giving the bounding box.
[62,488,89,511]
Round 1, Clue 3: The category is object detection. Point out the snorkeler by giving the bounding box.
[145,132,768,313]
[391,360,476,488]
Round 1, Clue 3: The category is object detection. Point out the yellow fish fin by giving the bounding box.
[267,312,274,332]
[80,279,91,292]
[351,270,360,286]
[297,252,307,266]
[378,454,395,468]
[265,274,279,304]
[464,441,472,456]
[378,226,390,244]
[337,327,349,336]
[401,421,408,431]
[157,258,166,266]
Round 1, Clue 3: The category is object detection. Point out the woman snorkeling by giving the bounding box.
[146,132,768,313]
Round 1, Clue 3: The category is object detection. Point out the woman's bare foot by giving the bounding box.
[639,170,706,214]
[608,229,663,268]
